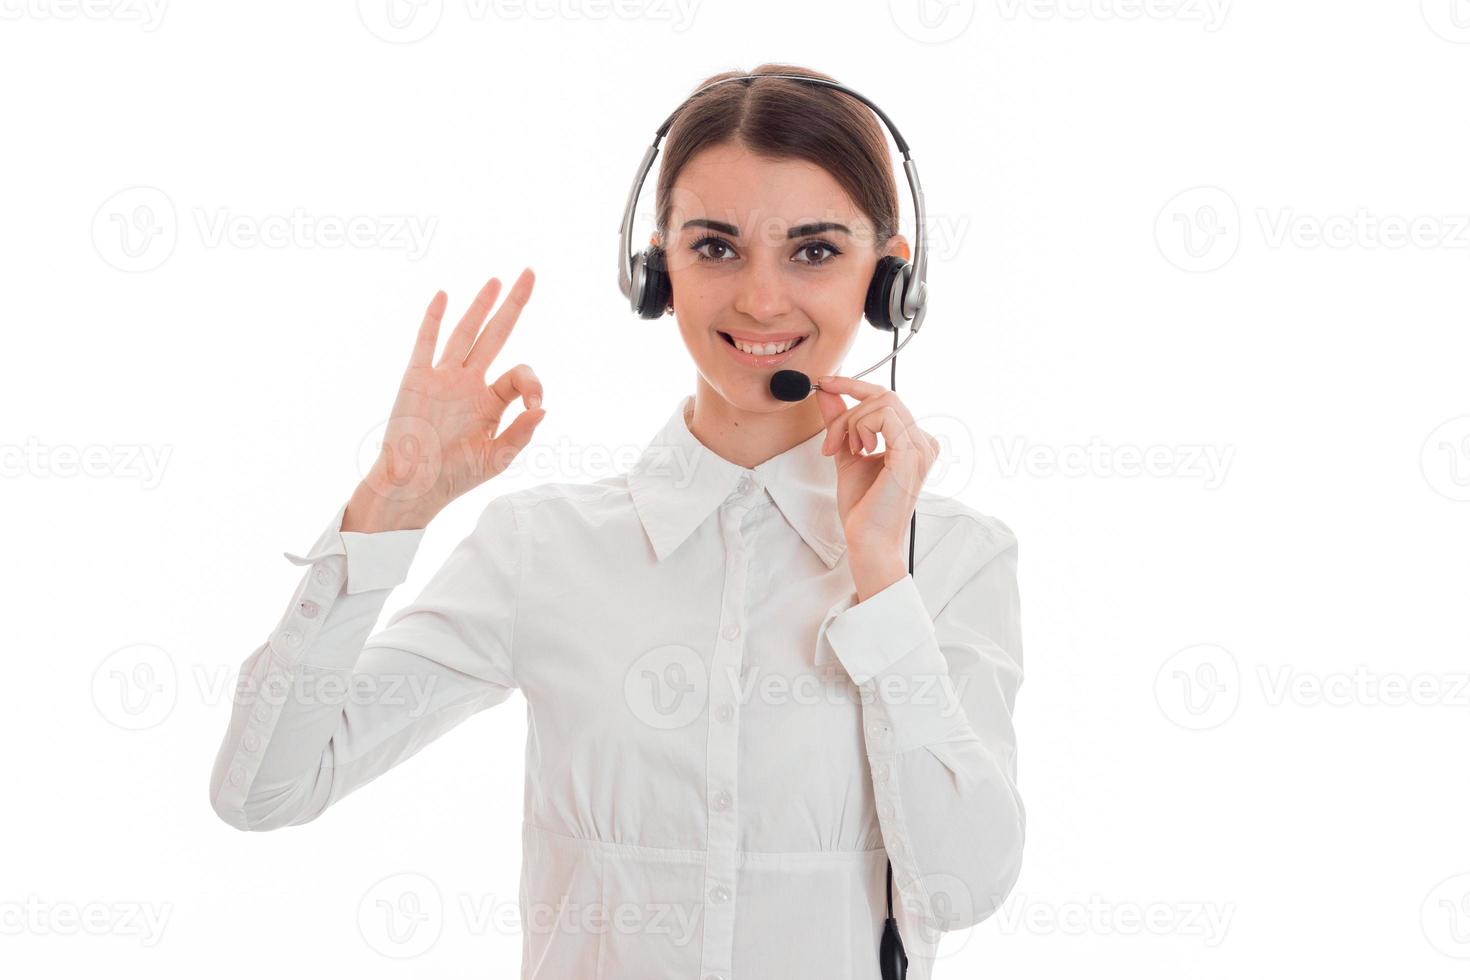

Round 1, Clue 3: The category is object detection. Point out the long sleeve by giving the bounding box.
[817,518,1025,934]
[209,492,524,832]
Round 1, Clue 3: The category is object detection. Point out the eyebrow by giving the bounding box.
[680,218,852,239]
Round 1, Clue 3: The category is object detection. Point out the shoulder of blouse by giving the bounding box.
[915,489,1019,561]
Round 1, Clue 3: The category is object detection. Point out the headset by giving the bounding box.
[616,72,931,979]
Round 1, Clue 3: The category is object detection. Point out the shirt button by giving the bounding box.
[243,733,261,753]
[867,722,889,739]
[737,475,752,492]
[313,565,335,586]
[878,800,894,818]
[874,763,891,782]
[252,704,270,724]
[228,767,244,786]
[297,599,320,619]
[278,629,301,649]
[722,623,740,640]
[713,791,732,811]
[709,884,731,904]
[716,704,734,722]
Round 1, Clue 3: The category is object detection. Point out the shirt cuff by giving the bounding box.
[283,501,426,594]
[817,575,935,685]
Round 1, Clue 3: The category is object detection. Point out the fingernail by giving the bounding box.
[529,395,541,409]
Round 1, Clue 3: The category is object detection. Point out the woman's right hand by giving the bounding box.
[344,268,546,532]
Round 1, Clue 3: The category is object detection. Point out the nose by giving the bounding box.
[732,253,795,324]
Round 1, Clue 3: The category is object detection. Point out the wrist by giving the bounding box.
[849,554,908,603]
[342,482,440,533]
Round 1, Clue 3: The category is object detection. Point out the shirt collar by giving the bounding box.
[627,394,847,569]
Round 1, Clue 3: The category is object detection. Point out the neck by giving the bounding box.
[686,373,825,470]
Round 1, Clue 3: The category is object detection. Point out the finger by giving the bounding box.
[823,392,894,456]
[852,399,904,455]
[484,363,544,428]
[884,407,937,494]
[851,401,925,460]
[439,277,503,368]
[465,267,536,373]
[409,291,448,369]
[861,407,933,486]
[814,374,892,399]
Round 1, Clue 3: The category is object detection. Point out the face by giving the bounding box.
[655,140,909,410]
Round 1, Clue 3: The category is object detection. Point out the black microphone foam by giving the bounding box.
[769,369,812,402]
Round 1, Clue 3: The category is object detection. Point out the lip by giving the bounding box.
[717,331,808,367]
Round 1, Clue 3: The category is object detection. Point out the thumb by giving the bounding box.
[484,407,546,476]
[814,387,845,427]
[813,388,853,462]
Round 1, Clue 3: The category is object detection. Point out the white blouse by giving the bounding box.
[209,393,1026,980]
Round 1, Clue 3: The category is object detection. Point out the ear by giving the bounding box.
[881,233,911,263]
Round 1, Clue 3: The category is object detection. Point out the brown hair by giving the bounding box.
[653,63,900,254]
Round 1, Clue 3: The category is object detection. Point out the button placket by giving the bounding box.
[699,496,753,979]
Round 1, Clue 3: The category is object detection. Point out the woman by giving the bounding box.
[209,63,1025,980]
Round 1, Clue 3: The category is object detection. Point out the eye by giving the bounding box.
[793,240,842,266]
[690,235,737,263]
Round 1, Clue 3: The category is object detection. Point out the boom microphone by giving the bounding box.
[767,307,927,402]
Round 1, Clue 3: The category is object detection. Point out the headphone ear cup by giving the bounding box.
[637,245,673,319]
[863,255,909,331]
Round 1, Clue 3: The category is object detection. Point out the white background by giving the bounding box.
[3,0,1469,976]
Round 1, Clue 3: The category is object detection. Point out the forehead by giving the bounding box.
[668,141,871,238]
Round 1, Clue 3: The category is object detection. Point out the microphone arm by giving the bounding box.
[816,301,926,389]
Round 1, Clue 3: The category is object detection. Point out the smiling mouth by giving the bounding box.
[717,332,808,356]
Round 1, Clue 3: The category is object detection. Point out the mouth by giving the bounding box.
[717,330,809,367]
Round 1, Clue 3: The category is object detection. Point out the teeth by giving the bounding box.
[732,336,799,356]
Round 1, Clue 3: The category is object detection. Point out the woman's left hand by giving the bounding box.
[814,375,941,598]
